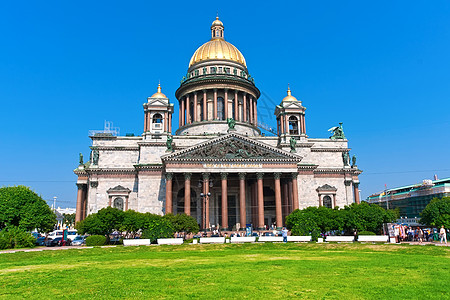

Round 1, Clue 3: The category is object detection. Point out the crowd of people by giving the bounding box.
[392,224,448,244]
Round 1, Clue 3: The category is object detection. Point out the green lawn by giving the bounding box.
[0,243,448,299]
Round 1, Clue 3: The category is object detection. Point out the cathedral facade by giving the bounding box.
[74,17,362,230]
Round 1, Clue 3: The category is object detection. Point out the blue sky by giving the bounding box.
[1,1,449,208]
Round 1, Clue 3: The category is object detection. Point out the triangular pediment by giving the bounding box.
[147,99,169,106]
[282,101,304,109]
[162,133,302,163]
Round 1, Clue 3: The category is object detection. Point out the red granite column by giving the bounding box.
[254,99,257,125]
[193,92,198,122]
[203,90,207,121]
[186,95,191,124]
[81,186,87,219]
[354,183,360,204]
[144,111,148,133]
[257,173,264,229]
[221,173,228,230]
[184,173,191,215]
[181,98,185,126]
[251,180,257,226]
[239,173,246,230]
[288,179,293,213]
[165,173,173,214]
[164,111,168,132]
[213,89,218,120]
[168,113,172,133]
[302,115,306,134]
[274,173,282,229]
[249,96,254,124]
[203,173,210,229]
[243,93,247,122]
[224,89,228,120]
[75,183,84,223]
[280,115,285,134]
[234,90,239,121]
[282,180,289,218]
[292,173,299,211]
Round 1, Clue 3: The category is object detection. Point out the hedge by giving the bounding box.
[85,235,107,246]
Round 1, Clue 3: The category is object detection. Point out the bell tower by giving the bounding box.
[274,86,307,141]
[143,83,174,138]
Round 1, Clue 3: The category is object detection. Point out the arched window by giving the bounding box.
[323,196,332,208]
[217,97,225,120]
[231,99,236,120]
[189,101,194,123]
[199,98,204,121]
[153,113,163,123]
[114,197,124,211]
[289,116,299,134]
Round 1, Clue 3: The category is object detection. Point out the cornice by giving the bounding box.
[310,148,350,152]
[90,146,139,151]
[85,168,137,175]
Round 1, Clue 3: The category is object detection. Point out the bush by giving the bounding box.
[0,227,36,250]
[141,214,175,243]
[358,231,376,236]
[85,235,107,246]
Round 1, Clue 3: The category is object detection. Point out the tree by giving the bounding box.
[420,197,450,228]
[343,202,397,234]
[76,207,124,237]
[141,213,174,243]
[120,210,145,238]
[164,213,199,236]
[0,186,56,232]
[63,213,76,228]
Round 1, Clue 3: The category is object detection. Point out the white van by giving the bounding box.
[66,230,79,241]
[47,230,63,239]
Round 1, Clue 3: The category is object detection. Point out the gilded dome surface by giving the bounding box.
[189,39,247,67]
[150,83,167,99]
[282,87,298,102]
[188,17,246,68]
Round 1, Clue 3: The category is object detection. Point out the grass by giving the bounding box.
[0,243,448,299]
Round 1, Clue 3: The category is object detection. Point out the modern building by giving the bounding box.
[366,177,450,219]
[74,17,362,230]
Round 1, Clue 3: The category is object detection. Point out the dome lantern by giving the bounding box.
[211,16,224,39]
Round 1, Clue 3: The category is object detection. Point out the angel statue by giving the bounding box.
[79,153,84,165]
[227,118,236,130]
[289,137,297,153]
[351,154,357,167]
[328,122,346,140]
[166,135,173,152]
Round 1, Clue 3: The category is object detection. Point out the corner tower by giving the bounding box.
[175,17,261,136]
[143,83,174,138]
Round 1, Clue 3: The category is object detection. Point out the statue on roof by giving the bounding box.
[79,153,84,166]
[227,118,236,131]
[93,149,99,165]
[328,122,346,140]
[351,154,357,167]
[289,137,297,153]
[342,152,349,166]
[166,135,173,152]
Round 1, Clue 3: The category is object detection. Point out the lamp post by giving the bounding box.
[200,192,211,232]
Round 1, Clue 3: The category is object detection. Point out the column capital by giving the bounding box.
[202,172,210,180]
[184,172,192,180]
[274,172,281,180]
[76,183,86,189]
[256,173,264,180]
[165,172,173,180]
[353,182,360,188]
[238,172,246,180]
[220,172,228,180]
[291,172,298,179]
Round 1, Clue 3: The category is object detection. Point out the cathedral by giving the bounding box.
[74,17,362,230]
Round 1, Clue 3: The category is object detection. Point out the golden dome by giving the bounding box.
[211,16,223,27]
[150,83,167,98]
[282,86,298,102]
[188,17,246,68]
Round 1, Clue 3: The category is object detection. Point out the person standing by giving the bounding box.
[440,226,448,245]
[417,227,423,244]
[282,227,288,243]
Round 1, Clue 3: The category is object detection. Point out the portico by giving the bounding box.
[162,133,301,230]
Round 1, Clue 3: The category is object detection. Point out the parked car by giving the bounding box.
[35,236,46,246]
[47,230,63,239]
[44,237,70,247]
[263,232,275,236]
[71,236,85,246]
